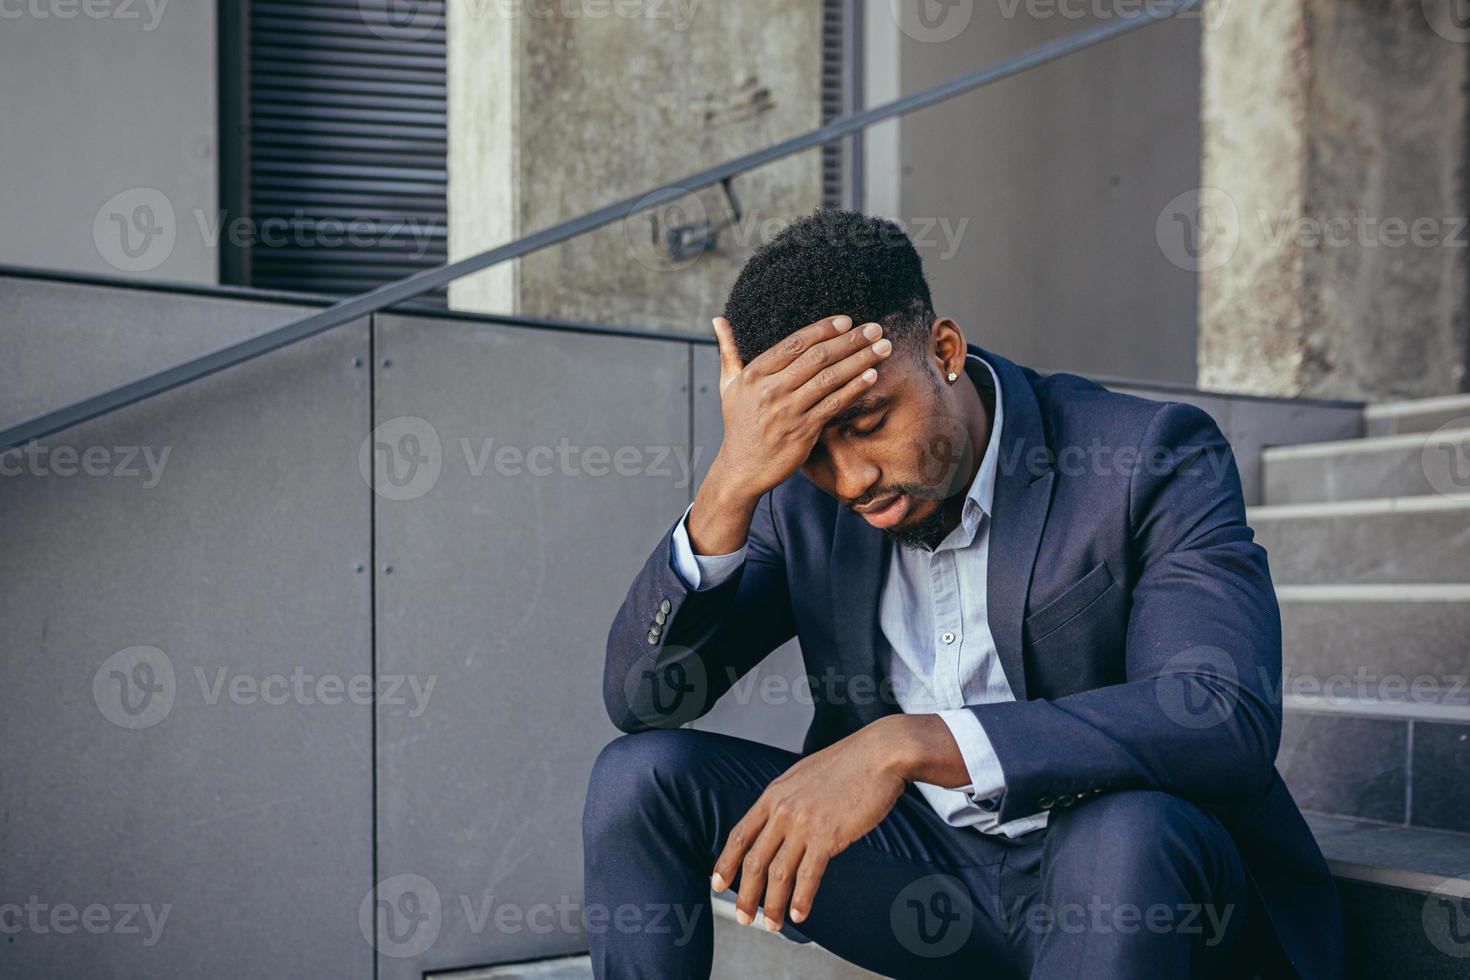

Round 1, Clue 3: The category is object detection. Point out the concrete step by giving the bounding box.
[1251,496,1470,585]
[1277,584,1470,688]
[1279,695,1470,832]
[1307,814,1470,980]
[1365,393,1470,436]
[1261,426,1470,504]
[712,898,881,979]
[429,957,593,979]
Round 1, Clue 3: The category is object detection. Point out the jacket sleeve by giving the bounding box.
[971,402,1283,823]
[602,490,798,732]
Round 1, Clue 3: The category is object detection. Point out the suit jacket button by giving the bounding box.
[649,622,662,636]
[646,631,659,645]
[659,598,672,614]
[1038,796,1056,810]
[655,609,667,625]
[1058,794,1075,808]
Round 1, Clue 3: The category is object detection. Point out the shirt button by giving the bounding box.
[941,631,956,644]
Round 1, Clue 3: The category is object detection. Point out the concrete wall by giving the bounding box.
[1199,0,1470,400]
[884,0,1203,384]
[0,2,218,283]
[449,0,825,328]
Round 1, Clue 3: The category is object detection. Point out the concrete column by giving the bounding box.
[1198,0,1469,400]
[448,0,825,328]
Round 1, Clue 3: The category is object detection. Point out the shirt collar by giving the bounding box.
[947,352,1004,547]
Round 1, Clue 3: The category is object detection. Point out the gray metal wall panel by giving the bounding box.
[0,323,374,978]
[0,276,325,429]
[687,343,814,754]
[372,315,690,976]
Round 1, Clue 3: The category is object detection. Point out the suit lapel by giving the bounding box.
[830,506,894,725]
[975,345,1055,703]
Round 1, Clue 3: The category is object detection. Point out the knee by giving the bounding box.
[1048,791,1233,892]
[582,729,703,840]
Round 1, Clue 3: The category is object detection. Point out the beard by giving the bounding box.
[886,505,949,551]
[850,482,957,552]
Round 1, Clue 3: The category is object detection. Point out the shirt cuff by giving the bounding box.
[938,708,1007,810]
[670,503,747,591]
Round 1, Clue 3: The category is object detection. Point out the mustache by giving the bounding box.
[844,482,944,511]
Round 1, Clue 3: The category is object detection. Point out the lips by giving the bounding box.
[858,493,910,529]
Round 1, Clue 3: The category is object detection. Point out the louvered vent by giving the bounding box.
[820,0,857,210]
[244,0,448,305]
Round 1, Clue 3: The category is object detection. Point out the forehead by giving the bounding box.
[824,359,928,427]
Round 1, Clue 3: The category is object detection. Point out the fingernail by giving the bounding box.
[710,873,726,892]
[735,908,753,927]
[764,916,780,932]
[711,317,722,329]
[862,368,877,382]
[833,316,853,332]
[791,908,806,924]
[862,323,882,341]
[873,338,892,356]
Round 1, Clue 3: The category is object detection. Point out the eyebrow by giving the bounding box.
[826,394,891,429]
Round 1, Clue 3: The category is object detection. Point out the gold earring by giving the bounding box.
[946,371,959,383]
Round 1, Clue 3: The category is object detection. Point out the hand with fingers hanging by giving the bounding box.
[687,314,893,556]
[708,718,918,933]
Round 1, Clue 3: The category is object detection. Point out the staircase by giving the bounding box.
[1259,394,1470,979]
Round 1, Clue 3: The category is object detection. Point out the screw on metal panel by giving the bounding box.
[353,356,364,368]
[383,564,394,574]
[680,384,688,393]
[355,563,366,574]
[698,384,709,394]
[382,357,393,368]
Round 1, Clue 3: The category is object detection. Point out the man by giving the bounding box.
[583,210,1340,978]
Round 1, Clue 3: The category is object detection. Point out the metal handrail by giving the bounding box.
[0,0,1198,451]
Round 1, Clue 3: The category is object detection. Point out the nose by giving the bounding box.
[827,444,879,505]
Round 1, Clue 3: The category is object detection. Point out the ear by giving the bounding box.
[928,317,968,382]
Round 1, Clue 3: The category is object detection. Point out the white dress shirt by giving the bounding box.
[670,353,1047,838]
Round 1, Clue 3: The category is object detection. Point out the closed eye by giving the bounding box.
[849,413,888,437]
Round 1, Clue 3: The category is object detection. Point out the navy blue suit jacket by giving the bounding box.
[605,345,1341,978]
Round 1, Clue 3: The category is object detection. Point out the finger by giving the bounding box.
[806,365,882,427]
[792,326,892,411]
[760,839,805,932]
[788,849,831,925]
[712,317,744,394]
[712,805,766,897]
[780,320,887,394]
[744,315,853,377]
[734,823,787,927]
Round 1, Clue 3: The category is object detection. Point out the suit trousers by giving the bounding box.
[581,728,1261,979]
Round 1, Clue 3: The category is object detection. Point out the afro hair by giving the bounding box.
[723,209,936,365]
